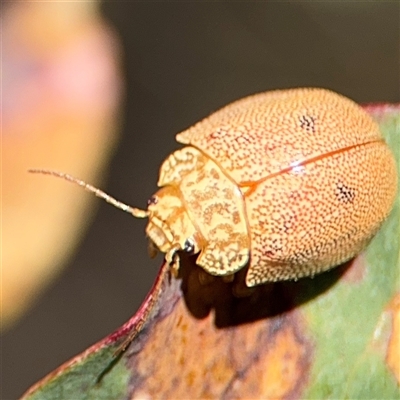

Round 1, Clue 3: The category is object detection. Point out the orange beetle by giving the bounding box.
[32,88,398,287]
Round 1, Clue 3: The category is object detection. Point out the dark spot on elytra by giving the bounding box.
[299,115,316,133]
[335,181,356,204]
[210,168,220,180]
[209,127,227,140]
[263,250,275,258]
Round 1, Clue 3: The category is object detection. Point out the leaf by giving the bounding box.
[22,104,400,400]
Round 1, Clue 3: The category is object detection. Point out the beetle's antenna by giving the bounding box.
[28,169,149,218]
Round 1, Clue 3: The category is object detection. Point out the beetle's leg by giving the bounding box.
[165,244,181,277]
[147,239,158,259]
[198,270,216,285]
[222,274,235,283]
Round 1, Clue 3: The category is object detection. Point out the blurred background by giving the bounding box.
[1,2,399,398]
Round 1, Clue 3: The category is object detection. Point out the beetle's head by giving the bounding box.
[132,186,201,269]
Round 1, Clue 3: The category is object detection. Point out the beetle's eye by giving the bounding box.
[184,238,195,254]
[147,196,158,206]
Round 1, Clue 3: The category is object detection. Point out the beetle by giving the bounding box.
[30,88,398,287]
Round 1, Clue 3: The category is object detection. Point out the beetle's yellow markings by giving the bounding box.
[158,147,205,187]
[153,146,250,276]
[178,153,250,275]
